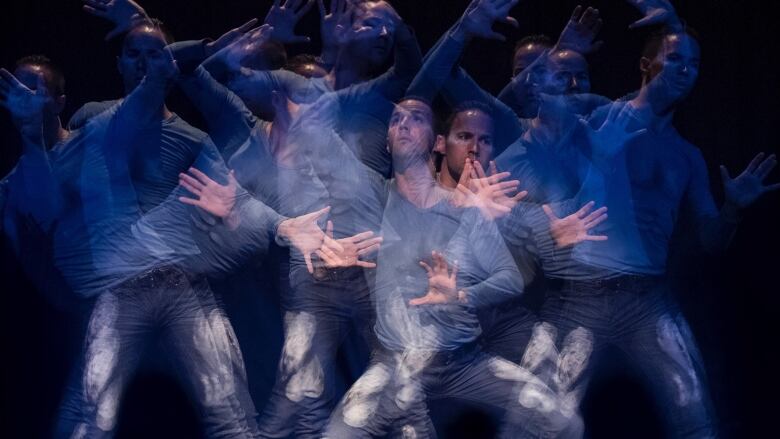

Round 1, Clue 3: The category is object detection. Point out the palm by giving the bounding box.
[82,0,148,40]
[721,153,780,209]
[556,6,602,55]
[178,168,238,219]
[0,69,47,123]
[410,251,459,306]
[461,0,519,41]
[543,202,608,248]
[264,0,313,44]
[586,103,647,161]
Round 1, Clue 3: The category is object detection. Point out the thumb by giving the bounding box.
[326,220,334,239]
[409,296,431,306]
[541,204,557,221]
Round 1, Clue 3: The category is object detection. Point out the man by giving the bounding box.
[324,97,581,438]
[46,20,334,437]
[534,4,779,436]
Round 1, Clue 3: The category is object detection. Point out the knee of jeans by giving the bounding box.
[83,294,122,431]
[341,364,391,428]
[521,322,559,372]
[285,355,325,402]
[282,311,317,373]
[555,327,593,392]
[655,314,703,407]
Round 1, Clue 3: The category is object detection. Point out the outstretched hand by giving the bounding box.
[583,103,647,164]
[278,206,340,273]
[318,0,349,51]
[410,251,462,306]
[452,158,527,220]
[315,221,383,269]
[625,0,683,31]
[457,0,520,41]
[205,18,261,57]
[555,5,603,55]
[265,0,315,44]
[542,201,608,248]
[178,168,239,225]
[720,153,780,209]
[210,24,275,70]
[82,0,149,40]
[0,68,48,126]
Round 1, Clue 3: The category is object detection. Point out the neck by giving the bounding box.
[42,115,68,149]
[394,155,444,208]
[437,157,458,189]
[631,83,676,131]
[326,53,370,90]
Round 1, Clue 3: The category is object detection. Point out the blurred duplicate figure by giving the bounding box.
[34,21,266,437]
[525,1,780,437]
[323,97,583,438]
[0,56,76,310]
[177,2,422,435]
[167,23,386,436]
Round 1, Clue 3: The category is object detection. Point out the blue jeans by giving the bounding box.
[325,343,583,439]
[537,275,717,438]
[257,266,375,439]
[55,265,259,438]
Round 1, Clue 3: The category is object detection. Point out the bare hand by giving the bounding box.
[626,0,683,31]
[205,18,261,57]
[410,251,461,306]
[458,0,520,41]
[555,5,603,55]
[278,206,339,273]
[211,24,275,70]
[584,103,647,162]
[178,168,239,223]
[721,153,780,209]
[315,220,383,268]
[82,0,149,40]
[542,201,608,248]
[317,0,349,51]
[0,68,49,126]
[265,0,315,44]
[452,159,527,220]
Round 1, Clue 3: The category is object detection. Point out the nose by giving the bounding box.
[570,76,579,92]
[398,115,411,131]
[379,25,390,38]
[136,55,148,71]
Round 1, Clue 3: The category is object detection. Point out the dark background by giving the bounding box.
[1,0,778,437]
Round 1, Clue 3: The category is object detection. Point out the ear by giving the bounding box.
[639,56,651,75]
[52,94,66,115]
[434,134,446,154]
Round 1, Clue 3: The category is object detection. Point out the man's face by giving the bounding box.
[438,110,494,181]
[13,64,62,115]
[387,99,435,159]
[513,42,548,77]
[346,2,398,70]
[644,33,701,101]
[538,50,591,95]
[117,26,169,94]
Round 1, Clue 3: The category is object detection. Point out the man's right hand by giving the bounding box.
[82,0,149,40]
[278,206,343,273]
[542,201,608,248]
[454,0,520,42]
[0,69,48,129]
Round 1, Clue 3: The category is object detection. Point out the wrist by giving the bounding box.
[449,20,469,43]
[720,201,742,223]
